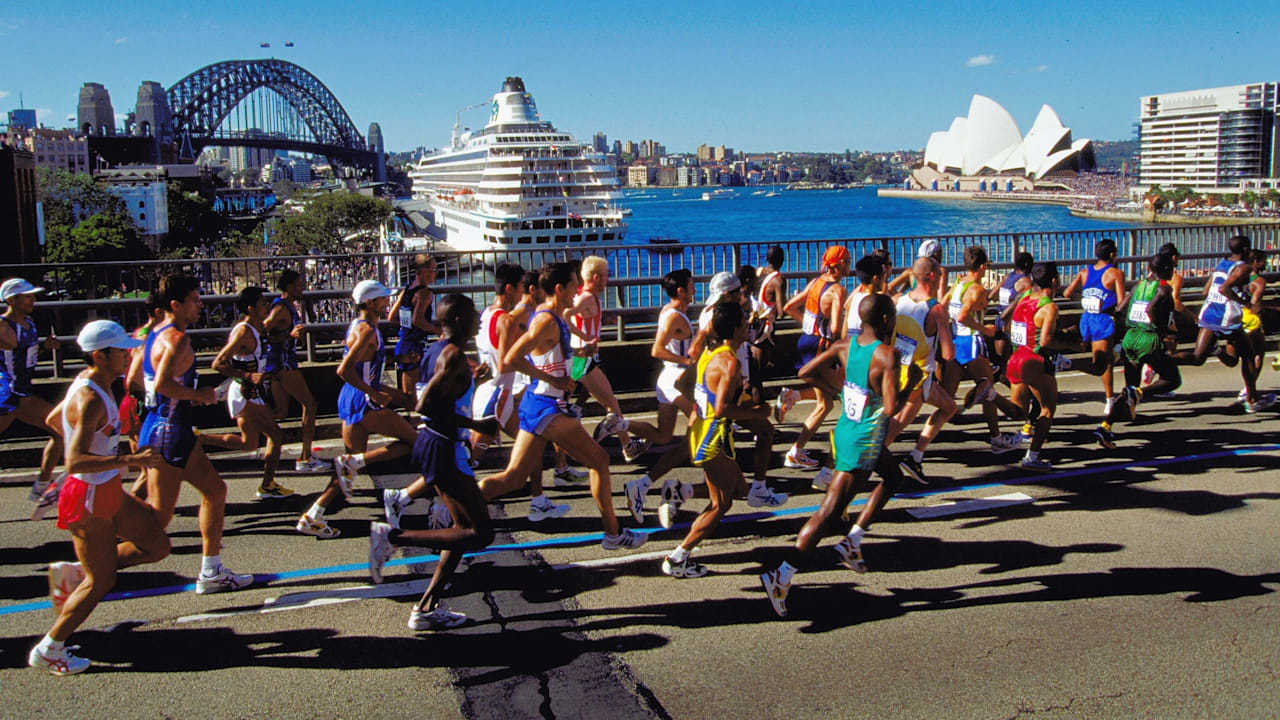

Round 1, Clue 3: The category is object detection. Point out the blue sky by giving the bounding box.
[2,1,1276,153]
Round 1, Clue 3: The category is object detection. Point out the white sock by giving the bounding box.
[396,489,412,505]
[847,525,866,544]
[777,560,798,585]
[669,545,690,563]
[1025,450,1040,462]
[307,502,326,520]
[910,448,924,463]
[200,555,222,576]
[36,634,63,655]
[349,453,367,470]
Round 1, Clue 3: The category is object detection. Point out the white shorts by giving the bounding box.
[226,382,264,419]
[472,378,516,427]
[656,365,686,406]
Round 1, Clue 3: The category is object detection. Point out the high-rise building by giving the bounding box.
[697,144,713,162]
[1138,82,1280,191]
[7,108,37,132]
[77,82,116,136]
[623,140,636,157]
[611,140,622,158]
[593,132,608,154]
[627,164,652,186]
[715,145,733,162]
[0,143,41,263]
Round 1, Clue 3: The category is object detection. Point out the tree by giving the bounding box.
[1242,190,1259,209]
[165,182,223,252]
[272,191,392,254]
[48,213,150,298]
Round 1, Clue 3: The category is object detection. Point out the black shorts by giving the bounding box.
[411,427,474,496]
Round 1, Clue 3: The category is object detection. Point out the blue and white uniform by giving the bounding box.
[337,318,386,426]
[263,297,301,372]
[1198,259,1246,333]
[138,325,198,468]
[1079,263,1119,343]
[517,310,576,436]
[394,281,431,372]
[412,339,474,491]
[948,279,986,366]
[0,316,39,414]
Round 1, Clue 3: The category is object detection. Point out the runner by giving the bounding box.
[751,245,786,382]
[122,293,167,500]
[477,262,647,548]
[387,253,441,396]
[1062,239,1127,413]
[776,245,851,470]
[28,320,168,676]
[369,294,501,630]
[566,256,658,461]
[989,251,1035,376]
[469,263,525,462]
[1141,243,1191,396]
[759,293,921,617]
[1006,263,1074,471]
[138,273,252,593]
[660,302,766,578]
[299,280,418,538]
[887,239,950,302]
[1095,253,1181,447]
[1237,249,1275,406]
[208,286,292,499]
[264,269,326,472]
[0,278,65,519]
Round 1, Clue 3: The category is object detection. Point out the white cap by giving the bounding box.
[77,320,143,352]
[0,278,47,301]
[917,239,941,258]
[352,280,391,304]
[706,271,742,307]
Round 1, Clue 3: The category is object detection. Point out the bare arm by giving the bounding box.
[154,333,215,405]
[1036,303,1061,350]
[826,285,846,341]
[782,280,813,323]
[1062,270,1086,300]
[1169,273,1186,312]
[651,311,691,366]
[412,288,441,335]
[1221,264,1254,307]
[885,269,911,295]
[871,343,903,417]
[336,323,382,397]
[0,320,15,351]
[708,353,762,420]
[212,324,253,381]
[798,337,849,398]
[416,344,500,434]
[503,313,575,394]
[931,304,956,362]
[1106,267,1128,308]
[958,285,993,336]
[562,292,597,342]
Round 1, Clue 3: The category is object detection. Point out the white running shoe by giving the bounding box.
[332,455,357,499]
[552,465,588,487]
[296,514,340,539]
[661,555,708,579]
[747,486,788,508]
[30,479,63,521]
[294,456,330,473]
[657,480,692,529]
[774,388,799,423]
[783,447,820,470]
[1245,392,1277,414]
[48,561,86,614]
[1141,364,1156,386]
[369,522,394,584]
[593,412,630,441]
[990,433,1021,454]
[28,645,90,676]
[195,566,253,594]
[28,473,59,503]
[408,605,467,631]
[529,498,571,522]
[1020,456,1054,472]
[811,465,834,491]
[601,528,648,550]
[1103,396,1114,417]
[759,568,791,618]
[1237,387,1250,403]
[1052,353,1073,373]
[624,478,647,523]
[383,489,407,530]
[833,536,867,573]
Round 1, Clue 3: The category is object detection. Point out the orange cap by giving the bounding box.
[822,245,851,268]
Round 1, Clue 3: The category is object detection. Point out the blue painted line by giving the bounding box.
[2,442,1276,618]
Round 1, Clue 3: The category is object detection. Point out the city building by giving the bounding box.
[94,166,191,247]
[289,157,312,182]
[677,165,702,187]
[1138,82,1280,192]
[627,164,653,186]
[715,145,733,162]
[20,128,90,174]
[697,144,713,162]
[593,132,608,154]
[0,142,41,263]
[657,167,678,186]
[7,108,36,133]
[623,140,637,157]
[229,129,276,173]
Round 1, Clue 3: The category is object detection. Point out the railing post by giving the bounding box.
[306,331,317,364]
[731,244,742,275]
[51,344,65,379]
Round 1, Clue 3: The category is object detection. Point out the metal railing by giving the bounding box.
[3,222,1277,376]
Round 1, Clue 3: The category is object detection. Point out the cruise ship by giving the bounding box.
[408,77,627,251]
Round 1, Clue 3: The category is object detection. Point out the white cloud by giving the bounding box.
[966,54,995,67]
[35,108,54,124]
[1032,64,1048,72]
[115,36,128,44]
[0,90,9,100]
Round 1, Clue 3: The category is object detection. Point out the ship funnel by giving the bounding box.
[502,77,526,93]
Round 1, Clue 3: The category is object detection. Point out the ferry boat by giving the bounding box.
[408,77,627,251]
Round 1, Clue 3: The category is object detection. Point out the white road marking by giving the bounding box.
[905,492,1035,519]
[176,580,429,623]
[551,549,673,570]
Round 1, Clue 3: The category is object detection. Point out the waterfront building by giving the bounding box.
[677,165,701,187]
[623,140,637,156]
[922,95,1093,180]
[715,145,733,162]
[1138,82,1280,193]
[657,166,678,186]
[697,144,713,162]
[628,164,653,186]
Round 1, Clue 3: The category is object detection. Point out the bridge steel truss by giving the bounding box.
[166,58,376,169]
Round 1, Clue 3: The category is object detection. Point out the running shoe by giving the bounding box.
[661,555,709,579]
[657,480,693,529]
[622,438,651,462]
[1019,456,1054,472]
[529,497,571,522]
[898,455,928,484]
[294,456,331,473]
[623,479,647,523]
[28,645,90,676]
[1052,353,1073,373]
[27,474,57,503]
[552,465,588,487]
[1017,426,1035,446]
[427,499,452,530]
[1245,392,1278,414]
[1093,425,1116,449]
[1237,387,1250,403]
[759,568,791,618]
[255,481,295,500]
[332,455,357,499]
[48,561,85,614]
[601,528,648,550]
[408,605,467,631]
[747,485,789,508]
[811,465,834,491]
[296,514,340,539]
[783,447,820,470]
[593,412,630,441]
[1103,396,1114,417]
[369,522,394,584]
[990,433,1021,455]
[30,481,62,522]
[383,489,407,530]
[195,566,253,594]
[773,388,800,423]
[833,536,867,573]
[1122,386,1141,420]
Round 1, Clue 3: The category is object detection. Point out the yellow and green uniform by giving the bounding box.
[831,339,890,473]
[1122,278,1165,364]
[1242,273,1263,334]
[893,315,930,392]
[689,345,736,466]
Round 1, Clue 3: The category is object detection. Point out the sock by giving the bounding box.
[669,545,690,563]
[1025,450,1040,462]
[910,448,924,463]
[847,525,867,543]
[307,502,326,520]
[348,453,367,470]
[201,555,222,576]
[396,489,411,505]
[777,560,798,585]
[36,634,63,655]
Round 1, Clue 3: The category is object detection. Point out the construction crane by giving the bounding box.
[450,101,489,149]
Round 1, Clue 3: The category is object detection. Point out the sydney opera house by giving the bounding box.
[911,95,1095,191]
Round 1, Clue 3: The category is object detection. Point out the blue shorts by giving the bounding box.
[518,392,573,436]
[338,384,382,426]
[139,407,197,469]
[795,334,828,371]
[955,333,985,366]
[263,347,299,373]
[395,332,427,372]
[0,379,19,415]
[411,428,474,493]
[1080,313,1116,343]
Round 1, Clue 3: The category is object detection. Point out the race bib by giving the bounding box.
[398,306,414,328]
[842,380,869,421]
[1127,300,1151,325]
[25,344,38,368]
[894,334,918,363]
[1010,320,1029,347]
[1206,287,1227,305]
[998,288,1013,307]
[1081,295,1102,314]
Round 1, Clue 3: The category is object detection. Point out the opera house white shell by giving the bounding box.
[923,95,1094,179]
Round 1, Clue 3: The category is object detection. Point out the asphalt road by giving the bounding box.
[0,363,1277,719]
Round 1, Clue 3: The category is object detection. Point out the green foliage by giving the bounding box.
[165,182,224,251]
[272,178,299,200]
[48,213,150,298]
[272,191,392,254]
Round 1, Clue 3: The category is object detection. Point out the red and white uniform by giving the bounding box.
[472,305,517,425]
[57,377,125,530]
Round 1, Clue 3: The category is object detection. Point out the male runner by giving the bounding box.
[759,293,921,617]
[514,270,583,487]
[1063,239,1127,413]
[1007,263,1075,471]
[1236,249,1275,406]
[299,280,418,538]
[0,278,65,518]
[887,239,950,302]
[138,273,252,592]
[478,262,647,549]
[28,320,168,675]
[264,269,326,472]
[209,286,292,499]
[751,245,787,379]
[776,245,850,469]
[369,294,500,630]
[387,253,441,395]
[123,293,168,499]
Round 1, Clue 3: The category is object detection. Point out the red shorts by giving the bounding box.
[57,475,124,530]
[1007,347,1042,386]
[120,395,142,436]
